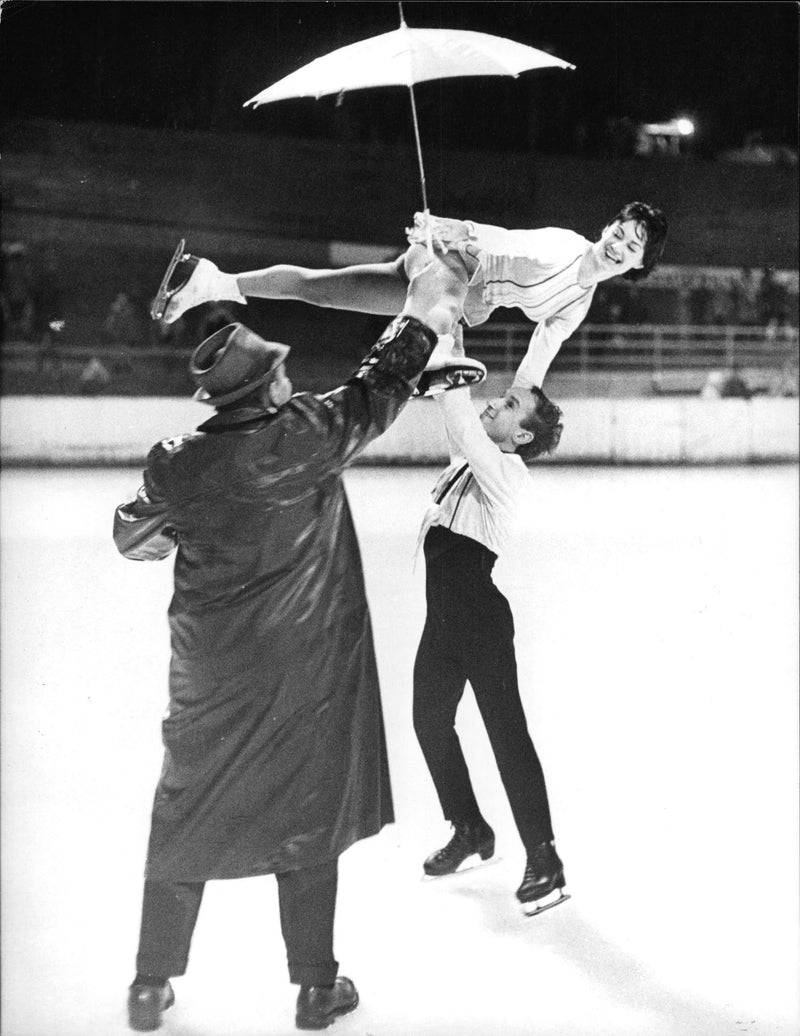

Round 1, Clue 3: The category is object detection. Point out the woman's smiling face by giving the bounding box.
[592,218,647,278]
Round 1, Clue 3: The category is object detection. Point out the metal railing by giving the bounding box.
[466,323,799,376]
[1,324,797,396]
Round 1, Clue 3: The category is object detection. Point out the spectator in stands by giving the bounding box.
[1,242,37,342]
[102,291,149,348]
[729,267,760,327]
[758,266,791,339]
[156,201,667,393]
[621,284,648,324]
[32,245,65,346]
[773,359,799,397]
[720,364,753,399]
[589,284,613,325]
[701,364,753,400]
[688,278,713,325]
[709,283,733,326]
[79,356,112,394]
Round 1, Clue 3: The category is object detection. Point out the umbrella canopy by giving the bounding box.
[244,26,574,106]
[244,21,575,231]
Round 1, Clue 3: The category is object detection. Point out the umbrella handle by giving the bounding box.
[422,209,434,258]
[406,84,434,258]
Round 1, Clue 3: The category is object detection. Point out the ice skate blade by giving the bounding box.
[413,360,487,398]
[421,854,502,881]
[521,890,571,917]
[150,239,187,321]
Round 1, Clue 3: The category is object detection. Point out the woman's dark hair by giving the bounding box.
[609,201,668,282]
[517,386,564,463]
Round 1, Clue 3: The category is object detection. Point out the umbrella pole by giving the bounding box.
[399,2,432,254]
[407,83,434,256]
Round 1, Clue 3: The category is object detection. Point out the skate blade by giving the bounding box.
[421,854,503,881]
[414,367,487,398]
[521,889,571,918]
[150,238,187,321]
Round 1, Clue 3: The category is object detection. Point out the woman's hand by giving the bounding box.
[406,213,471,253]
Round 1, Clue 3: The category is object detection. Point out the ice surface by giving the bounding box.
[2,464,798,1035]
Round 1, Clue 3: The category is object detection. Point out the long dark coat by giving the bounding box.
[114,318,436,882]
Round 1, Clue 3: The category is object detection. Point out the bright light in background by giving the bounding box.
[637,116,696,157]
[642,118,695,137]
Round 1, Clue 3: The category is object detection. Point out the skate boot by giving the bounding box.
[423,819,495,876]
[296,976,359,1030]
[127,978,174,1031]
[151,241,245,323]
[413,356,486,397]
[516,840,570,916]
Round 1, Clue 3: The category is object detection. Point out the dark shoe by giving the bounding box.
[423,819,495,876]
[296,976,359,1030]
[127,979,175,1031]
[516,840,570,915]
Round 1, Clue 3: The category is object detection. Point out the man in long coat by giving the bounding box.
[114,258,467,1031]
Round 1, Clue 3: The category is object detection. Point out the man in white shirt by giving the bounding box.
[413,328,568,914]
[153,201,667,392]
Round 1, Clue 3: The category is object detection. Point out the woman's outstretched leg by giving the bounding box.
[160,239,472,329]
[238,259,408,314]
[163,253,408,323]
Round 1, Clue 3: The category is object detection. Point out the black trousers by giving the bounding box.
[413,526,554,852]
[135,857,339,987]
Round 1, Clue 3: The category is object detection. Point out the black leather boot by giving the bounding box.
[127,979,175,1031]
[423,819,495,876]
[295,976,359,1030]
[516,840,570,914]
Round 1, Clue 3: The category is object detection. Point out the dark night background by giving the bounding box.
[1,1,797,157]
[1,0,798,370]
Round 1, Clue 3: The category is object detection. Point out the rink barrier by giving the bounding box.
[1,395,797,466]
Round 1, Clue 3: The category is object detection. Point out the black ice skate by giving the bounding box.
[413,356,487,398]
[423,819,495,877]
[516,840,570,917]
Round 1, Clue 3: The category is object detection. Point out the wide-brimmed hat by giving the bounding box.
[190,323,290,406]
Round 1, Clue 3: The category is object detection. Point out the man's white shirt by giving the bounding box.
[418,389,529,559]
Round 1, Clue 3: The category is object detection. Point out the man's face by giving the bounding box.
[592,218,647,279]
[480,388,538,452]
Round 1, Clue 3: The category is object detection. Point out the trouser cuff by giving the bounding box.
[135,956,187,978]
[289,960,339,987]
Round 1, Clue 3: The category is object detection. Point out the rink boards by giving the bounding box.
[1,393,798,466]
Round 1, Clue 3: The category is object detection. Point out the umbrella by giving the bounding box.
[244,8,574,223]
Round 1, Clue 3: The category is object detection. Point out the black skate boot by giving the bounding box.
[423,819,495,876]
[127,978,174,1031]
[516,840,570,916]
